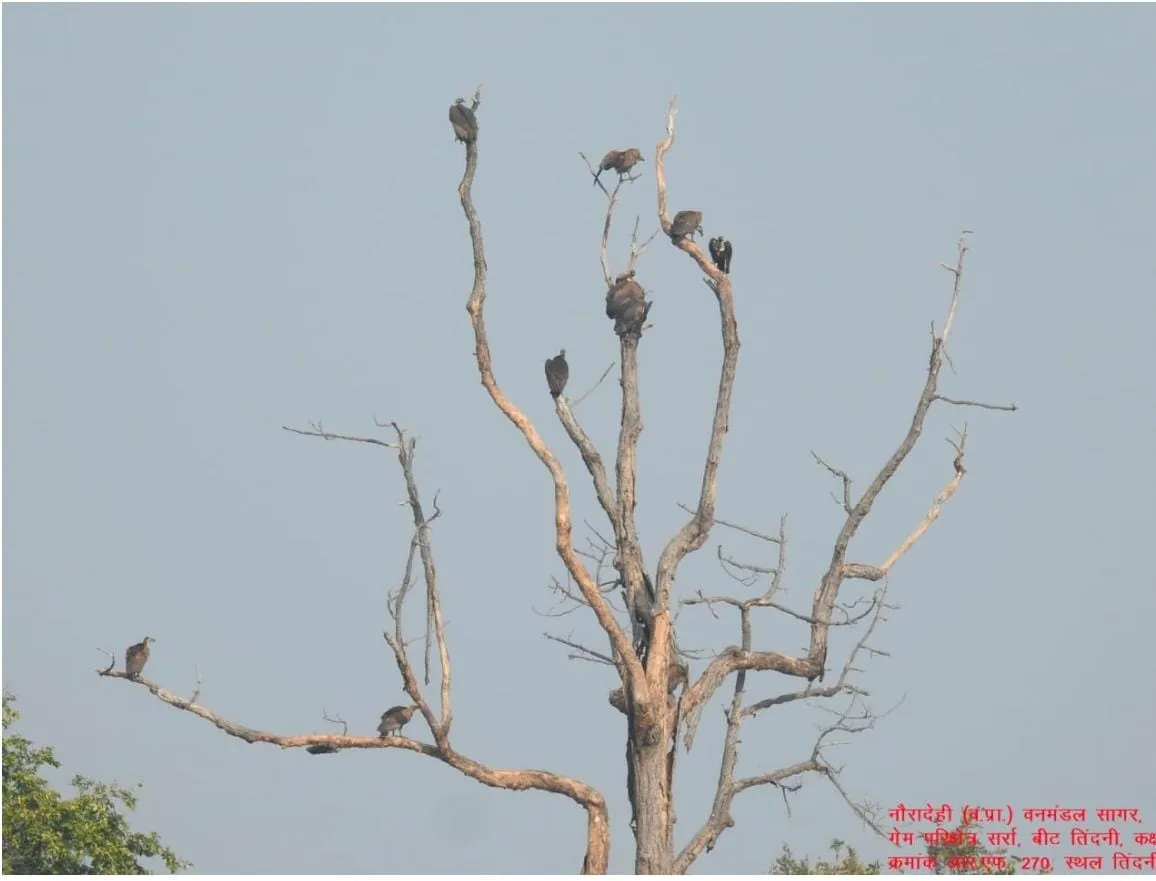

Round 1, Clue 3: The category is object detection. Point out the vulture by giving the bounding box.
[593,147,645,186]
[544,349,570,397]
[125,637,154,679]
[708,236,733,274]
[594,149,621,186]
[377,705,418,738]
[605,270,652,338]
[449,98,478,144]
[670,210,704,242]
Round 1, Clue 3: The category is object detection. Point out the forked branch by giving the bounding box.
[459,93,641,704]
[282,420,451,727]
[680,235,1014,758]
[806,233,1013,678]
[675,555,894,870]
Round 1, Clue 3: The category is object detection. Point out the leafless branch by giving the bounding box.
[460,91,628,874]
[387,424,451,709]
[679,521,788,748]
[806,232,1015,682]
[580,152,645,288]
[321,710,349,735]
[462,102,637,703]
[281,422,395,449]
[676,504,783,545]
[653,94,741,620]
[388,530,421,628]
[544,633,616,666]
[933,394,1019,412]
[673,579,892,871]
[625,215,661,278]
[811,451,854,514]
[97,665,608,866]
[554,397,621,544]
[286,419,450,707]
[571,361,616,409]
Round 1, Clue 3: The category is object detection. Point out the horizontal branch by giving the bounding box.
[98,667,610,873]
[680,647,812,749]
[676,503,782,545]
[933,394,1018,412]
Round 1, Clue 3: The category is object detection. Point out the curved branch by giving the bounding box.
[680,646,812,741]
[457,95,643,704]
[97,668,609,873]
[653,96,742,614]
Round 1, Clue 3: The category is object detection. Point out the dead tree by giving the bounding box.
[95,90,1016,874]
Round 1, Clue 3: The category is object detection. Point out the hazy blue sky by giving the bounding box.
[5,3,1155,874]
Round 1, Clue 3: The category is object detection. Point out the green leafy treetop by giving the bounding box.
[771,821,1048,875]
[771,840,883,874]
[923,820,1023,875]
[3,693,190,874]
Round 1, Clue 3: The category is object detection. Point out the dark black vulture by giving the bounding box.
[125,637,154,680]
[449,98,478,144]
[605,271,652,338]
[593,148,645,186]
[377,705,418,738]
[708,236,733,274]
[544,349,569,397]
[670,210,704,242]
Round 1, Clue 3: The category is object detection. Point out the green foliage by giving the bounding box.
[925,820,1019,875]
[3,693,190,874]
[772,820,1049,876]
[771,839,882,874]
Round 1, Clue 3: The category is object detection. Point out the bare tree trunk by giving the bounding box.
[629,703,674,873]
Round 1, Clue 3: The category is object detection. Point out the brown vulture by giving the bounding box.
[708,236,733,274]
[377,705,418,738]
[449,98,478,144]
[544,349,569,397]
[593,147,645,186]
[125,637,154,679]
[605,270,652,338]
[670,210,704,242]
[594,150,621,186]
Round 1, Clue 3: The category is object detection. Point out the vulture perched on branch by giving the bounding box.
[605,270,652,338]
[670,210,704,242]
[377,705,418,738]
[449,98,478,144]
[544,349,569,397]
[593,147,645,186]
[709,236,733,274]
[125,637,154,679]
